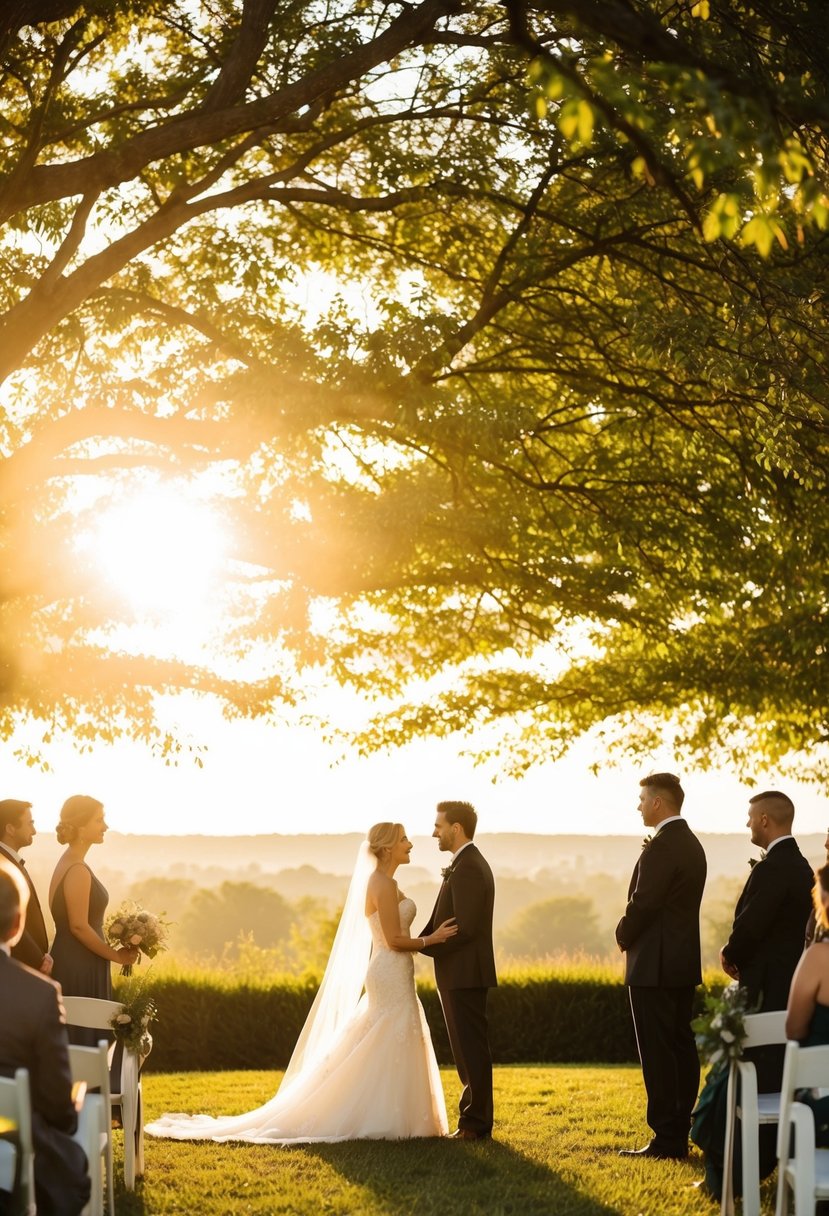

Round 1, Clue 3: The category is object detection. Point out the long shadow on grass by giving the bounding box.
[303,1137,625,1216]
[110,1138,626,1216]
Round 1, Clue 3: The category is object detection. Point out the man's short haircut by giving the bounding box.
[639,772,685,812]
[437,800,478,839]
[0,799,32,837]
[749,790,795,825]
[0,860,28,941]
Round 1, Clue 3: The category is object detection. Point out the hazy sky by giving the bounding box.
[4,691,828,839]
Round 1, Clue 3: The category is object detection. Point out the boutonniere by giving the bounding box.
[748,851,767,869]
[441,866,453,880]
[641,835,653,851]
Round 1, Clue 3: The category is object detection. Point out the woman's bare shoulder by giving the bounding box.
[367,871,396,892]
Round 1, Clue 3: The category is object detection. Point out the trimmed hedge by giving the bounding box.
[120,971,727,1072]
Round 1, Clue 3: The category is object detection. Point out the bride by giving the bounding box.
[145,822,458,1142]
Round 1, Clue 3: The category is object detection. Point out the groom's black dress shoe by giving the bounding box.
[448,1129,491,1141]
[618,1142,687,1160]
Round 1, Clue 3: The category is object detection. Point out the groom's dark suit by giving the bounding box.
[420,843,496,1136]
[0,843,49,971]
[616,818,707,1154]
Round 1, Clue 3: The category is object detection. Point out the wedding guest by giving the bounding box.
[720,791,813,1038]
[0,860,90,1216]
[717,790,813,1183]
[788,864,829,1045]
[616,773,706,1160]
[49,795,137,1045]
[786,864,829,1144]
[0,798,52,974]
[805,827,829,949]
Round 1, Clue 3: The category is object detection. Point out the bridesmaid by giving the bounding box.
[786,864,829,1143]
[49,794,137,1045]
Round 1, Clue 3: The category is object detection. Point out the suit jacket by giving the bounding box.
[616,819,707,987]
[722,837,814,1010]
[0,844,48,971]
[420,843,497,990]
[0,952,88,1216]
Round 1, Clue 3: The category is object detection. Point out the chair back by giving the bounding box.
[63,996,123,1030]
[0,1069,35,1213]
[64,993,147,1194]
[68,1041,112,1105]
[743,1010,788,1049]
[0,1070,32,1154]
[776,1041,829,1159]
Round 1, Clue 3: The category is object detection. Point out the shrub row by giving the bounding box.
[120,971,726,1072]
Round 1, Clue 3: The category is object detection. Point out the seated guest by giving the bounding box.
[805,830,829,949]
[786,863,829,1146]
[0,860,90,1216]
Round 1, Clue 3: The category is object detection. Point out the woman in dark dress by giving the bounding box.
[49,794,137,1045]
[786,863,829,1143]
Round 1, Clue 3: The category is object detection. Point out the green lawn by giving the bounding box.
[112,1065,758,1215]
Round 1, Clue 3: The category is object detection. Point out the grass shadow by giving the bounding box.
[302,1136,626,1216]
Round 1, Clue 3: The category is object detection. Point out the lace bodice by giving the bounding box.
[368,896,416,951]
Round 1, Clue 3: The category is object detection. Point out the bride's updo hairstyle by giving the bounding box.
[56,794,103,845]
[367,822,403,862]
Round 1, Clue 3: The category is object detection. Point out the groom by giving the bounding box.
[419,801,496,1141]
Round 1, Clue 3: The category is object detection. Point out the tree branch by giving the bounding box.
[5,0,461,217]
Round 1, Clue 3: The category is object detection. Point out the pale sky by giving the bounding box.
[3,691,827,839]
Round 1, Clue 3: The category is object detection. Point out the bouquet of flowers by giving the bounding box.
[105,902,170,975]
[691,982,757,1074]
[110,981,157,1057]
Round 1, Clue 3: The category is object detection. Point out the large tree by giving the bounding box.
[1,0,827,777]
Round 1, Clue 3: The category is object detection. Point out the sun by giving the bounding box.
[76,481,231,627]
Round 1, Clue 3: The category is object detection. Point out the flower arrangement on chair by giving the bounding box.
[110,981,157,1057]
[692,983,757,1072]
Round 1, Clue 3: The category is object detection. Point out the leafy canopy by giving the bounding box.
[0,0,827,780]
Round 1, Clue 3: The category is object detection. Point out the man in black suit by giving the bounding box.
[616,773,707,1160]
[420,801,496,1141]
[721,790,813,1082]
[0,861,89,1216]
[0,799,52,974]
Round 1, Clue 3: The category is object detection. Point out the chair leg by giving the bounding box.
[740,1109,762,1216]
[106,1123,115,1216]
[721,1065,737,1216]
[135,1083,145,1177]
[121,1057,137,1191]
[776,1177,789,1216]
[89,1142,103,1216]
[793,1169,814,1216]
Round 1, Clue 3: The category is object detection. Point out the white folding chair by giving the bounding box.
[68,1042,114,1216]
[721,1010,787,1216]
[63,995,150,1191]
[0,1068,35,1216]
[775,1041,829,1216]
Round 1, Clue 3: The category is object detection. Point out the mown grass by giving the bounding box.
[109,1064,770,1215]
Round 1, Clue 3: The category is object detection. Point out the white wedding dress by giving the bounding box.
[145,897,448,1143]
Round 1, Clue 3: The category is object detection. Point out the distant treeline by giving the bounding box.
[126,869,745,973]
